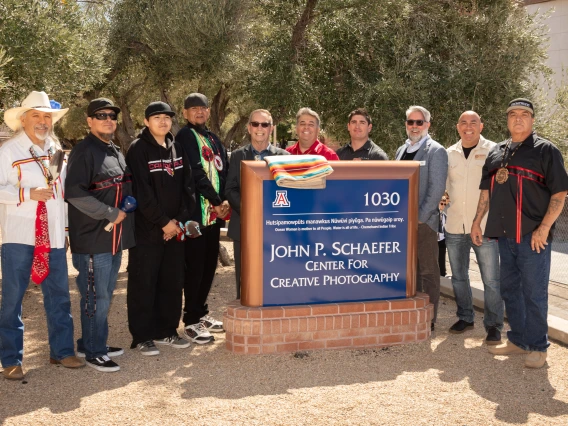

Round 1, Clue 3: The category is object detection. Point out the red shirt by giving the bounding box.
[286,140,339,161]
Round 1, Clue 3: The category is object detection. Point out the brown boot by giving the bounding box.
[488,340,529,355]
[3,365,24,380]
[50,356,85,368]
[525,351,547,369]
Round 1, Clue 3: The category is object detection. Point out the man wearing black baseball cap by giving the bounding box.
[65,97,136,372]
[125,101,196,356]
[472,98,568,368]
[176,93,230,344]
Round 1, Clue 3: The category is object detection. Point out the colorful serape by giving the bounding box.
[264,154,334,189]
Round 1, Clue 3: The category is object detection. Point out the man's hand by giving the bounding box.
[214,200,231,219]
[113,210,127,225]
[531,224,550,253]
[30,186,53,202]
[471,223,483,246]
[162,219,179,241]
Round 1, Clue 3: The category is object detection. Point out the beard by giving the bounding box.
[407,129,427,143]
[99,132,115,141]
[34,125,50,141]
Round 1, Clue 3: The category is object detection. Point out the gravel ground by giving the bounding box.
[1,243,568,425]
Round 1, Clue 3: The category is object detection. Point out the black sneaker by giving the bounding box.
[449,319,475,334]
[85,355,120,373]
[77,346,124,358]
[485,327,502,346]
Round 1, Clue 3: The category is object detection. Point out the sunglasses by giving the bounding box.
[250,121,271,128]
[92,112,118,121]
[406,119,425,126]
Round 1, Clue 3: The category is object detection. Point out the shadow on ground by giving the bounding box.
[1,264,568,424]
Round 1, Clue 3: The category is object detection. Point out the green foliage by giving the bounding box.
[0,0,109,112]
[250,0,551,157]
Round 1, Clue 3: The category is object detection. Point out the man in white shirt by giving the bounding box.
[445,111,503,344]
[0,91,83,380]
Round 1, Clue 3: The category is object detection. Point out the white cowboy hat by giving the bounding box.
[3,91,69,131]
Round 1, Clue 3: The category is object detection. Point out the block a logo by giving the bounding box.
[272,190,291,208]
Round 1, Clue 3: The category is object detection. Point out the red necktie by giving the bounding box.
[31,201,50,284]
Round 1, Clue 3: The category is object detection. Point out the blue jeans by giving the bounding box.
[72,251,122,359]
[498,233,551,352]
[445,232,503,331]
[0,244,75,367]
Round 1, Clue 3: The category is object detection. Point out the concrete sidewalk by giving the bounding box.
[440,251,568,345]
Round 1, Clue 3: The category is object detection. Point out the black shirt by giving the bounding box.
[336,139,389,161]
[400,149,418,161]
[462,144,477,159]
[66,133,136,254]
[480,132,568,241]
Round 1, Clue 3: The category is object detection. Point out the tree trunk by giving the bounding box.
[114,98,136,152]
[209,83,231,137]
[218,243,233,266]
[161,88,181,135]
[223,115,248,150]
[290,0,319,64]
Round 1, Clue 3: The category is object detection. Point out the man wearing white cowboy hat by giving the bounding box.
[0,91,84,380]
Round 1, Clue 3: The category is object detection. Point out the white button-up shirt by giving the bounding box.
[0,131,67,248]
[445,135,496,235]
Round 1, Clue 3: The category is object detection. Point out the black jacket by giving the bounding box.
[126,127,196,245]
[225,144,289,241]
[66,133,136,254]
[176,122,229,226]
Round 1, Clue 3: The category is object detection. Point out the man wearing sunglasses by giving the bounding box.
[445,111,503,344]
[176,93,229,344]
[225,109,289,298]
[337,108,388,161]
[286,107,339,161]
[65,98,136,373]
[395,106,448,331]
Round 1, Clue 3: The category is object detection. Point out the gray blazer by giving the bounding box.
[395,136,448,232]
[225,144,289,241]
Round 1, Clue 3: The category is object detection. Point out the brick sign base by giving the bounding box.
[223,293,433,354]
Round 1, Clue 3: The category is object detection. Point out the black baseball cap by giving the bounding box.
[145,101,176,119]
[184,93,209,109]
[87,98,121,117]
[507,98,534,115]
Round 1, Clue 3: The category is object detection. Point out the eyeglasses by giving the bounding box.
[406,119,426,126]
[92,112,118,121]
[250,121,271,128]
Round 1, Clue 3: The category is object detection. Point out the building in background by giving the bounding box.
[525,0,568,98]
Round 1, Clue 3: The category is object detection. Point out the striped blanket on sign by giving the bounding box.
[264,154,334,189]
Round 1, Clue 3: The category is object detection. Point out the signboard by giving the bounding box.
[263,179,409,305]
[240,161,419,307]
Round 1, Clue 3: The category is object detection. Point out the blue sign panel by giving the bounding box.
[263,179,409,306]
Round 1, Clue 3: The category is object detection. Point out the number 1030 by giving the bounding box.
[364,192,400,206]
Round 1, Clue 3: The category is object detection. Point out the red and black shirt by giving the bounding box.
[480,132,568,241]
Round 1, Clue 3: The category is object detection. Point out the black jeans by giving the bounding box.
[234,240,241,299]
[438,238,447,276]
[417,223,441,322]
[127,240,185,346]
[183,223,220,325]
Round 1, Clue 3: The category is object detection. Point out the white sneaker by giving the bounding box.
[200,315,224,333]
[183,323,214,345]
[154,335,191,349]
